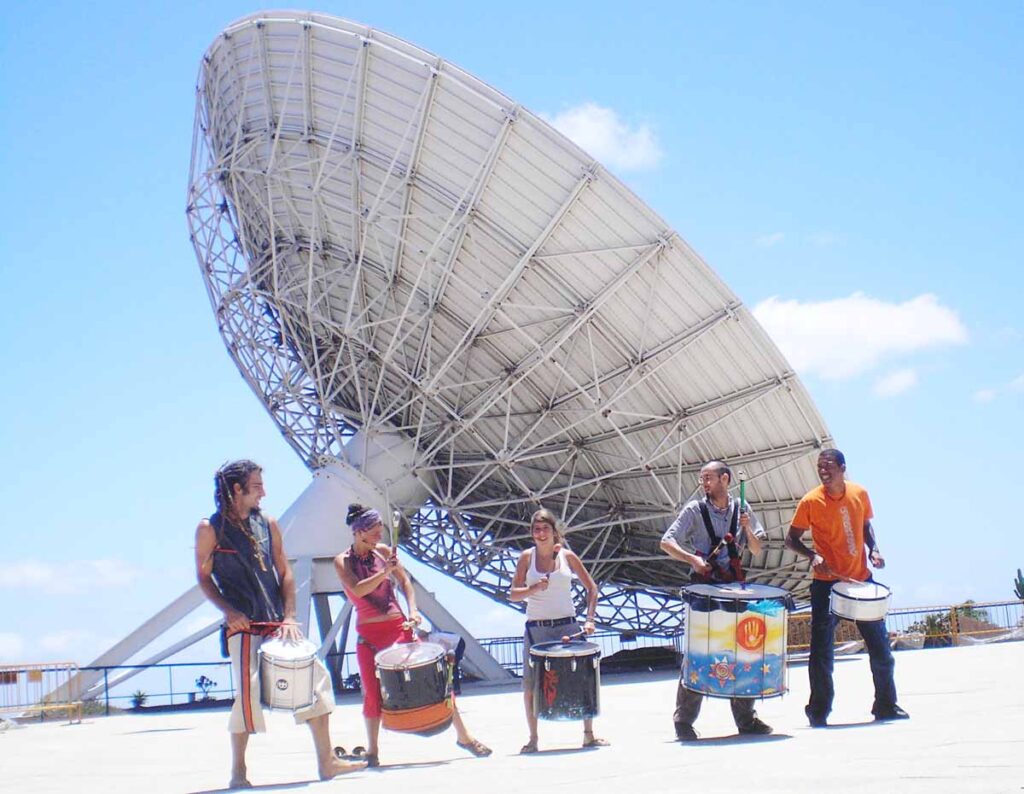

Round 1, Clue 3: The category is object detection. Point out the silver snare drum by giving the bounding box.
[258,638,318,710]
[830,581,891,622]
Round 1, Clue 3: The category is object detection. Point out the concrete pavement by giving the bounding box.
[1,642,1021,793]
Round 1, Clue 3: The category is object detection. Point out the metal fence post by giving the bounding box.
[104,669,110,717]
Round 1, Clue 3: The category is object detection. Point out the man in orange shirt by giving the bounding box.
[786,449,909,727]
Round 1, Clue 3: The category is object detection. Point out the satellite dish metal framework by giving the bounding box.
[72,10,836,700]
[186,9,833,631]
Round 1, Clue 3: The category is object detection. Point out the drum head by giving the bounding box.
[375,641,445,669]
[260,637,318,660]
[530,640,600,658]
[682,583,793,614]
[833,581,890,600]
[682,583,789,600]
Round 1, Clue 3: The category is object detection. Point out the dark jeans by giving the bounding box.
[807,579,898,720]
[674,675,759,729]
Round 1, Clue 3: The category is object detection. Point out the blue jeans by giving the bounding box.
[807,579,898,719]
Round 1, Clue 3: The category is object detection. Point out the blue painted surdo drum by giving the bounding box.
[681,583,793,699]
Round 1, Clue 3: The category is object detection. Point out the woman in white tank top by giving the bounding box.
[509,508,608,754]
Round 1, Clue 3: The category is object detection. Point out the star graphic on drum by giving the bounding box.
[689,669,700,686]
[707,656,736,688]
[761,662,772,675]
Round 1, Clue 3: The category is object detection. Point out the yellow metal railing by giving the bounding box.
[785,599,1023,652]
[0,661,82,724]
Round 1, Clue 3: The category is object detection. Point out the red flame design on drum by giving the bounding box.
[542,669,559,707]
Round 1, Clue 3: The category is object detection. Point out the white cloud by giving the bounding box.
[0,559,142,595]
[973,373,1024,404]
[542,103,662,172]
[752,292,968,380]
[0,632,26,661]
[873,368,918,397]
[38,629,96,654]
[755,232,785,248]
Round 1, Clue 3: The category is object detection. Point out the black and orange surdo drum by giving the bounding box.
[529,640,601,721]
[375,641,453,735]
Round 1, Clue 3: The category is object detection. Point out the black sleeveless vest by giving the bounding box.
[209,510,284,625]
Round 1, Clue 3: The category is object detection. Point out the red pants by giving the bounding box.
[356,616,413,718]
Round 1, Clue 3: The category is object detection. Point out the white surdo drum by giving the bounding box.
[258,637,318,710]
[830,580,891,622]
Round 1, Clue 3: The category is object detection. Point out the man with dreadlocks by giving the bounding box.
[195,460,365,789]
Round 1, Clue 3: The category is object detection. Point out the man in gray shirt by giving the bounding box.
[660,460,771,740]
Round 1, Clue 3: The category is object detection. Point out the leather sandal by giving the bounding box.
[457,738,493,757]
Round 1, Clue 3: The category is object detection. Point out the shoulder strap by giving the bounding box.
[698,500,746,582]
[727,504,740,558]
[697,502,718,546]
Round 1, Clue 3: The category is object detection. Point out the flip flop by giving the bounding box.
[351,747,379,767]
[457,738,493,757]
[582,736,610,748]
[519,740,539,754]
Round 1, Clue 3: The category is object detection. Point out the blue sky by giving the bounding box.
[1,1,1021,666]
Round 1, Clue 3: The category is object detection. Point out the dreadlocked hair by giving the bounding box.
[214,459,262,515]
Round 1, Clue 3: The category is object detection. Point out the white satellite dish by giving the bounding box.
[73,11,833,699]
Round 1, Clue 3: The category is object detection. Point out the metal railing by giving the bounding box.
[30,599,1022,716]
[0,661,82,723]
[477,631,682,677]
[885,599,1023,647]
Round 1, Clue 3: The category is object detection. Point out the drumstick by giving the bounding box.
[738,470,747,542]
[705,532,734,562]
[560,628,587,643]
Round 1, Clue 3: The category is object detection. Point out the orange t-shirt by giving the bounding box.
[791,482,873,581]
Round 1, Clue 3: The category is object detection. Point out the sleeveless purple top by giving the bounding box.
[345,548,402,622]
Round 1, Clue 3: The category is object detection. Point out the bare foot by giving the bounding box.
[319,757,368,780]
[228,776,252,789]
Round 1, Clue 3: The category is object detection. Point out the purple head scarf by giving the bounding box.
[351,509,382,533]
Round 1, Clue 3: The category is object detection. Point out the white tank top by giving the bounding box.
[524,548,575,620]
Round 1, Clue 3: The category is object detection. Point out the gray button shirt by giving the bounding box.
[662,496,765,567]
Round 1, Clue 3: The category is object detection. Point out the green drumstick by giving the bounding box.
[738,470,747,538]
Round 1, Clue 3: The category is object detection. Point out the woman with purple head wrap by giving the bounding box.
[334,504,491,765]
